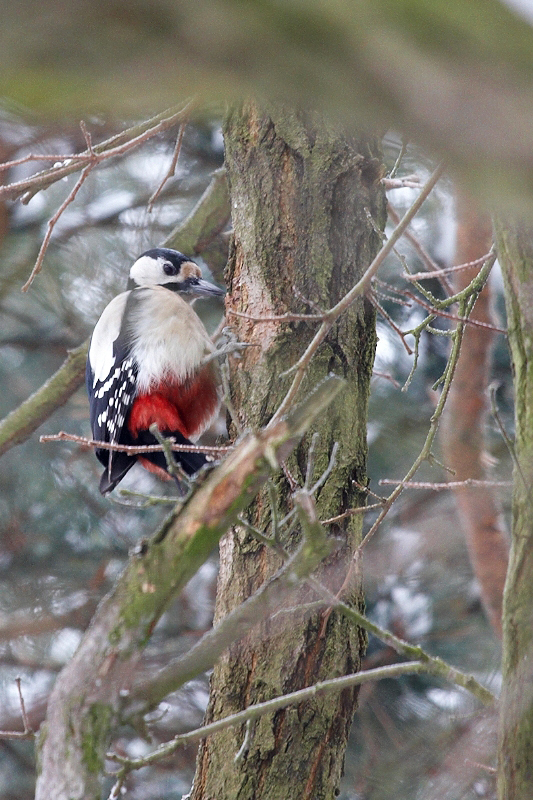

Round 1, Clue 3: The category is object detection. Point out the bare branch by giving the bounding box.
[383,177,422,189]
[369,290,414,355]
[15,678,32,735]
[321,501,385,524]
[388,201,454,294]
[0,679,35,741]
[402,288,507,334]
[226,308,324,323]
[307,578,495,705]
[147,118,188,212]
[406,252,493,281]
[372,370,402,389]
[110,661,428,782]
[0,101,195,203]
[128,483,332,715]
[317,254,500,624]
[380,478,512,490]
[40,430,232,456]
[387,140,410,180]
[21,161,95,291]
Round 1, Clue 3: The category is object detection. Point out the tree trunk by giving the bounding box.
[495,220,533,799]
[191,102,385,800]
[441,193,508,637]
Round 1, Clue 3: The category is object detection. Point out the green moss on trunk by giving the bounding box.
[495,220,533,800]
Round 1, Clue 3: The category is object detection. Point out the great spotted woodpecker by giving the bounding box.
[86,248,224,494]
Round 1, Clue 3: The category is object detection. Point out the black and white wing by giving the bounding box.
[86,292,138,491]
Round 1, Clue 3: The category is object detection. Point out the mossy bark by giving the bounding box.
[495,221,533,799]
[191,102,385,800]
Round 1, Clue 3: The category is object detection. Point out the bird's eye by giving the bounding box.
[163,263,178,276]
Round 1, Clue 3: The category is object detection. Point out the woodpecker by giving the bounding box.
[86,248,224,494]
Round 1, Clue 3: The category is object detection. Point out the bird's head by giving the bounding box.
[128,248,224,298]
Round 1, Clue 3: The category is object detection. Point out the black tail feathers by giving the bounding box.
[97,429,208,494]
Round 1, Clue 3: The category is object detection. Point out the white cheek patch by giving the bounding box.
[129,255,178,287]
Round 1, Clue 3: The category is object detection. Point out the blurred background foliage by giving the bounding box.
[0,109,511,799]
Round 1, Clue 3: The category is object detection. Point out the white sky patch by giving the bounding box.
[390,526,423,568]
[126,738,152,758]
[211,126,224,153]
[49,628,83,663]
[125,151,187,185]
[391,584,433,638]
[190,684,210,712]
[86,189,134,219]
[502,0,533,23]
[6,670,52,712]
[10,190,46,225]
[426,687,466,712]
[367,420,382,446]
[375,323,414,374]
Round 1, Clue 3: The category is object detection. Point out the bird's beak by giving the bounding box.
[188,279,225,298]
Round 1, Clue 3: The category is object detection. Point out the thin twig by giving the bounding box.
[0,151,91,172]
[226,309,324,323]
[148,118,188,212]
[40,430,232,456]
[309,442,338,495]
[405,252,493,281]
[307,578,495,705]
[353,254,496,553]
[321,502,385,525]
[149,424,181,479]
[111,662,428,776]
[0,678,35,741]
[387,140,410,180]
[387,201,454,295]
[383,178,422,190]
[371,279,413,308]
[15,678,32,734]
[402,289,507,334]
[109,652,494,781]
[369,290,413,355]
[234,719,254,765]
[380,478,512,490]
[372,370,402,389]
[304,432,320,490]
[21,161,95,291]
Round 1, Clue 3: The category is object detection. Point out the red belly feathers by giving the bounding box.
[128,365,219,440]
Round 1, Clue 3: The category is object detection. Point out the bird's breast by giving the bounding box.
[127,286,214,392]
[128,364,220,440]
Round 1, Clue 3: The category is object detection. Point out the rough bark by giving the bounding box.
[191,102,385,800]
[441,193,508,637]
[495,221,533,800]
